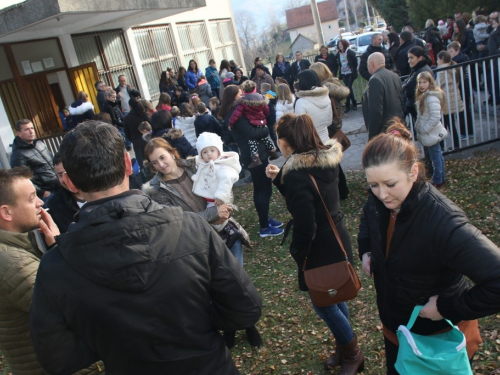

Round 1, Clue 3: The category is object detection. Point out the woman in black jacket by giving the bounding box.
[335,39,358,112]
[359,121,500,374]
[123,99,151,167]
[314,44,338,77]
[402,46,433,119]
[265,113,363,374]
[271,53,293,89]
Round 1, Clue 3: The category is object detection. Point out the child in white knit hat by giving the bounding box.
[192,132,242,244]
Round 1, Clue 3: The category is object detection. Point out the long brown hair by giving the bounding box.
[415,71,446,115]
[218,85,240,119]
[275,113,328,159]
[143,137,181,170]
[362,119,425,179]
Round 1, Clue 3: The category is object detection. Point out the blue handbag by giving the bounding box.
[395,305,472,375]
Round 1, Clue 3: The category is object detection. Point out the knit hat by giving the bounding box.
[226,72,235,79]
[196,132,223,156]
[438,20,444,25]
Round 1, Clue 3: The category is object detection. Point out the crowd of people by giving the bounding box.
[0,8,500,375]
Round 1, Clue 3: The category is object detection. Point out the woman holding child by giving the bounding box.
[142,135,262,348]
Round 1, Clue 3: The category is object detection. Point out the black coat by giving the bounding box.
[359,45,395,80]
[68,100,94,127]
[314,53,338,76]
[10,137,59,197]
[358,180,500,334]
[47,188,80,233]
[335,49,358,80]
[290,59,311,81]
[194,113,222,137]
[273,141,353,291]
[223,105,269,168]
[103,100,125,128]
[271,61,293,87]
[394,40,415,77]
[402,60,432,116]
[362,67,404,139]
[30,191,262,375]
[123,109,150,166]
[171,92,189,107]
[250,65,270,80]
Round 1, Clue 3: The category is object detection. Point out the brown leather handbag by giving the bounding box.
[303,174,361,307]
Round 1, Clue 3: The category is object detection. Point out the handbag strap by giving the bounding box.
[308,174,349,261]
[407,305,454,330]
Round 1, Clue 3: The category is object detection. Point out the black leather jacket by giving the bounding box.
[10,136,59,197]
[358,180,500,334]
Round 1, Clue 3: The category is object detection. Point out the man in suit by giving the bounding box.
[290,51,311,82]
[362,53,404,139]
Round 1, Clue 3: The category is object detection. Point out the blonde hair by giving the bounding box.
[277,84,293,104]
[310,62,333,83]
[241,80,256,93]
[141,99,154,112]
[415,71,446,115]
[77,91,88,101]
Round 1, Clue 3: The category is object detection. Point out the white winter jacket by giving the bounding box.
[294,86,332,144]
[175,116,197,148]
[276,97,295,122]
[191,151,241,203]
[415,91,448,147]
[437,66,464,115]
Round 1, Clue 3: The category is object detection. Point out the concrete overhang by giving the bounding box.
[0,0,206,43]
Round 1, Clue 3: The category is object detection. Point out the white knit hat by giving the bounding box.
[196,132,223,155]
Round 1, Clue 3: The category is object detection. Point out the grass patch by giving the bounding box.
[2,150,500,374]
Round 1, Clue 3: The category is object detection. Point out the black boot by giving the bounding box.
[352,101,358,110]
[344,105,350,113]
[223,331,236,349]
[245,326,262,348]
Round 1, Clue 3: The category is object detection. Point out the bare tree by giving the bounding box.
[234,11,259,71]
[284,0,309,9]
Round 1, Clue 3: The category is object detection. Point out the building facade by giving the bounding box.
[0,0,243,160]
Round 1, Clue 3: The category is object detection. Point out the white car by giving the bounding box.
[327,32,356,52]
[363,25,374,32]
[349,32,379,55]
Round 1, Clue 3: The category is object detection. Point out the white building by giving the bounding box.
[0,0,243,162]
[285,0,340,46]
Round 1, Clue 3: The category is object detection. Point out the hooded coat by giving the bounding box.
[272,140,353,290]
[229,93,270,128]
[294,86,332,144]
[30,191,261,375]
[415,90,448,146]
[68,101,94,127]
[162,129,197,159]
[437,66,464,115]
[10,137,59,197]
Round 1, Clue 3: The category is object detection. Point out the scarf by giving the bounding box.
[278,62,285,74]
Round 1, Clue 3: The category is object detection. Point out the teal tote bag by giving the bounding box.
[395,305,472,375]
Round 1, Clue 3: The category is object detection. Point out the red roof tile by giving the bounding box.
[285,0,338,30]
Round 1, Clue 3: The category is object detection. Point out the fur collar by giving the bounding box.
[295,86,329,98]
[69,101,94,115]
[322,78,350,100]
[237,96,269,106]
[280,139,342,183]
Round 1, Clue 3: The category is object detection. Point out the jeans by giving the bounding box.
[341,74,357,107]
[426,143,445,184]
[118,127,132,149]
[248,162,273,229]
[229,239,243,266]
[311,299,354,346]
[212,88,220,99]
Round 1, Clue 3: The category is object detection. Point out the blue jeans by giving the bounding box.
[118,126,132,149]
[229,239,243,266]
[427,143,445,184]
[312,299,354,346]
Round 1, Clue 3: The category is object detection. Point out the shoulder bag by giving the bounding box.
[303,174,361,307]
[328,97,351,151]
[395,305,472,375]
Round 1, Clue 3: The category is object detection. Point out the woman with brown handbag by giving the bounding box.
[266,113,364,374]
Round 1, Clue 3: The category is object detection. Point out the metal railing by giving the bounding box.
[405,55,500,154]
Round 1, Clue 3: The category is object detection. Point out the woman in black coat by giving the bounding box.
[265,113,363,373]
[271,53,293,88]
[335,39,358,112]
[359,122,500,374]
[315,44,338,77]
[402,46,433,119]
[123,99,150,168]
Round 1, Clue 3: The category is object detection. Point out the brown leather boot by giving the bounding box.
[339,335,364,374]
[324,340,342,369]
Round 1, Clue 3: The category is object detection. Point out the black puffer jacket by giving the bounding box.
[162,129,197,159]
[359,45,395,80]
[314,53,338,76]
[30,191,262,375]
[402,59,432,116]
[47,188,80,233]
[68,100,94,127]
[102,100,124,128]
[358,180,500,335]
[273,140,353,291]
[10,137,59,197]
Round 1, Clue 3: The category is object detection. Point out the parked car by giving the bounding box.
[326,32,356,52]
[363,25,374,32]
[350,31,378,55]
[378,21,387,28]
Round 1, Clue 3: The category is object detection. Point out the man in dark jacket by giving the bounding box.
[362,53,404,139]
[47,152,86,233]
[394,31,415,76]
[194,102,222,137]
[358,34,395,80]
[290,51,311,82]
[10,119,59,201]
[30,121,262,375]
[95,81,107,112]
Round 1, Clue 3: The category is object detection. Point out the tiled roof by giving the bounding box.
[285,0,339,30]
